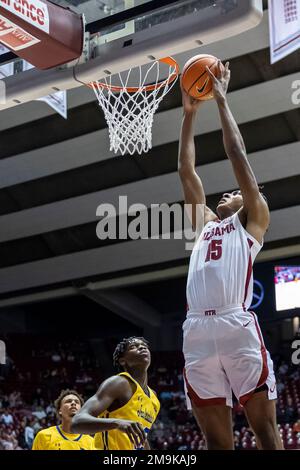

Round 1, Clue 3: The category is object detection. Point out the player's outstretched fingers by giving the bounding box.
[216,59,223,78]
[129,423,144,448]
[133,422,146,447]
[205,65,218,82]
[127,426,139,448]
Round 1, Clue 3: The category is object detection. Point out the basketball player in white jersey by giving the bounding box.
[178,61,283,450]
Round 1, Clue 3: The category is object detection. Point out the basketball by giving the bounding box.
[181,54,224,100]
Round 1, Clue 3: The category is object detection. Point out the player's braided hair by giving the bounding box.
[54,389,84,415]
[113,336,149,371]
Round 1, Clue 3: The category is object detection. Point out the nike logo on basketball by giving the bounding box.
[243,320,251,327]
[196,79,208,94]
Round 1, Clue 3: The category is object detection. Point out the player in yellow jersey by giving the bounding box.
[71,337,160,450]
[32,389,94,450]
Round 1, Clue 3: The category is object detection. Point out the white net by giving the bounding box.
[91,58,178,156]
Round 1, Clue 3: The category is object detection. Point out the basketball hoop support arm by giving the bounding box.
[0,0,263,110]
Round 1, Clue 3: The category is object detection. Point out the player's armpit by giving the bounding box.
[228,152,269,233]
[204,206,218,225]
[244,199,269,245]
[238,194,269,245]
[184,202,217,234]
[71,375,131,434]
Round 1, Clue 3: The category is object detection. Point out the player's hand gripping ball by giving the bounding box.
[181,54,225,100]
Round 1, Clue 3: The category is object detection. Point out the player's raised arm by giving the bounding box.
[206,61,269,243]
[178,87,218,232]
[71,375,145,448]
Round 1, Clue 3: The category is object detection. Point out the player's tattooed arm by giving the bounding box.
[71,375,145,448]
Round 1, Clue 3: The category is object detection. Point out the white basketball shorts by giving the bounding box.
[182,306,277,409]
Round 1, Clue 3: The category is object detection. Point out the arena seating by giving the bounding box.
[0,337,299,450]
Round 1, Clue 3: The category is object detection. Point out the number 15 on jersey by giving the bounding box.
[205,239,223,262]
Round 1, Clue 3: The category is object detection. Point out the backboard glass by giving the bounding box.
[0,0,263,109]
[53,0,148,25]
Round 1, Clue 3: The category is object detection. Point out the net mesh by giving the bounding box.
[91,59,178,155]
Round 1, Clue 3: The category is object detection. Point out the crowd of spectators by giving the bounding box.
[149,354,300,450]
[0,336,299,450]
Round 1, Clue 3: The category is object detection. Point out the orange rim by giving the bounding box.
[89,57,179,93]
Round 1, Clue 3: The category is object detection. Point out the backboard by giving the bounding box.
[0,0,263,109]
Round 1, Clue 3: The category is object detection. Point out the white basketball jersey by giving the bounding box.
[186,212,262,311]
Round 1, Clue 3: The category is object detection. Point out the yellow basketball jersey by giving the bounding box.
[32,425,95,450]
[94,372,160,450]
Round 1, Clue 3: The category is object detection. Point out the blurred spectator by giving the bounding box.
[277,380,285,394]
[32,418,42,434]
[25,420,35,449]
[9,391,20,407]
[32,406,46,421]
[293,419,300,433]
[32,388,43,406]
[67,352,75,362]
[75,371,92,385]
[1,409,14,425]
[0,336,299,450]
[278,363,288,375]
[0,395,10,409]
[46,403,55,416]
[51,353,61,363]
[0,428,20,450]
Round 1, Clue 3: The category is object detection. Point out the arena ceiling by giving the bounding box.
[0,5,299,315]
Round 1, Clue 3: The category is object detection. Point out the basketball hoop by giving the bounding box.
[90,57,179,155]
